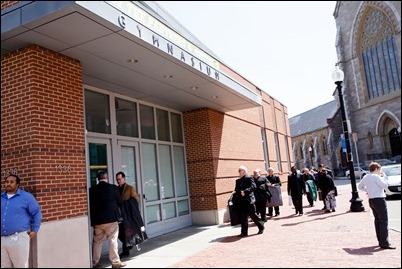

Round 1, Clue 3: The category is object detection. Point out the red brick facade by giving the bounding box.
[1,45,87,221]
[184,102,291,212]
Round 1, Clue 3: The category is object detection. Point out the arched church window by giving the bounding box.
[299,143,303,159]
[367,132,374,150]
[360,8,401,99]
[322,136,328,155]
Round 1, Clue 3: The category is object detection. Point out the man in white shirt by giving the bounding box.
[358,162,396,250]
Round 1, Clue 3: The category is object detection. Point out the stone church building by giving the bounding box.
[290,1,401,174]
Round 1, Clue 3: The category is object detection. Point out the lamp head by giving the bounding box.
[332,65,344,83]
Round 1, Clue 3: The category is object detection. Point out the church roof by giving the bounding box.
[289,100,338,137]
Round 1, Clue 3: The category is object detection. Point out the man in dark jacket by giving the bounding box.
[253,168,270,222]
[116,171,147,258]
[233,166,265,237]
[89,172,126,268]
[287,166,305,216]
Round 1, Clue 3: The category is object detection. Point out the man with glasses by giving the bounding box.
[115,172,143,258]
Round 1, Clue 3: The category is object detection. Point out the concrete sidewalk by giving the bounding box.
[102,183,401,268]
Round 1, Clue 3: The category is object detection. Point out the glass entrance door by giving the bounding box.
[87,138,112,186]
[117,141,142,212]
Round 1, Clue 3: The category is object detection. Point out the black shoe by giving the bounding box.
[325,209,331,213]
[119,251,130,258]
[266,213,272,217]
[237,233,248,237]
[257,228,264,235]
[380,245,396,249]
[332,209,336,212]
[274,213,280,217]
[321,207,326,210]
[93,262,103,268]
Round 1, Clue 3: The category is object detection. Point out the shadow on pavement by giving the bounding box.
[343,245,383,255]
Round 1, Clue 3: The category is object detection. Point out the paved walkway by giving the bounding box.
[101,182,401,268]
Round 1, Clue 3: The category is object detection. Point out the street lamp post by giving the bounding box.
[332,65,365,212]
[308,146,313,168]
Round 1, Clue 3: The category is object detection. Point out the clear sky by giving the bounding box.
[156,1,338,118]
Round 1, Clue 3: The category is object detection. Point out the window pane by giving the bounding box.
[142,143,159,201]
[85,90,111,134]
[140,104,155,139]
[159,145,174,199]
[171,112,183,143]
[174,146,188,197]
[115,98,138,137]
[120,146,138,189]
[157,109,170,141]
[163,202,176,220]
[178,199,190,216]
[88,143,108,187]
[146,204,161,224]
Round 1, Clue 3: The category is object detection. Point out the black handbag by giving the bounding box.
[228,194,241,226]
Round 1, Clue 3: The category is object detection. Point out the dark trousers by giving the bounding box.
[255,199,268,221]
[291,194,303,214]
[268,206,280,215]
[306,192,314,206]
[239,203,264,235]
[118,222,130,253]
[368,198,390,247]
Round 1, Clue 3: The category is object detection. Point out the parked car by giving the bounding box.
[389,155,401,164]
[381,164,401,196]
[365,159,395,166]
[346,166,369,179]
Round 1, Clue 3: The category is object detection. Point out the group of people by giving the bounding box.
[231,166,283,237]
[0,171,145,268]
[89,171,146,268]
[287,164,337,215]
[1,161,396,268]
[230,162,396,250]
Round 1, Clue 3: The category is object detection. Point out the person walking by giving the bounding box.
[89,172,127,268]
[287,166,305,216]
[317,168,336,212]
[116,171,147,258]
[1,174,42,268]
[358,162,396,250]
[316,164,330,210]
[233,166,265,237]
[252,168,270,222]
[301,168,317,207]
[266,167,282,217]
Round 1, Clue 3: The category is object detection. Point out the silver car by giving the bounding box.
[381,164,401,196]
[346,166,369,179]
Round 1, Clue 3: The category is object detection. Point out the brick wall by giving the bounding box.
[184,108,217,211]
[1,44,87,221]
[184,104,290,212]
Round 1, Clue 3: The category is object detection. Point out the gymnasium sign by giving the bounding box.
[110,1,221,81]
